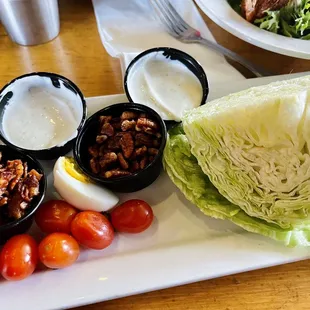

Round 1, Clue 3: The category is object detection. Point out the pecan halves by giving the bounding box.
[117,153,129,170]
[121,120,136,131]
[121,111,138,120]
[148,148,159,156]
[120,132,134,158]
[96,135,108,144]
[90,158,100,174]
[135,133,153,147]
[100,123,114,137]
[137,118,158,130]
[104,169,131,179]
[140,157,148,169]
[99,152,118,169]
[99,115,112,125]
[88,145,99,158]
[136,146,148,157]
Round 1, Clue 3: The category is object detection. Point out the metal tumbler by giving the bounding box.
[0,0,60,46]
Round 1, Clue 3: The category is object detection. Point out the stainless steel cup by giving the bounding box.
[0,0,60,46]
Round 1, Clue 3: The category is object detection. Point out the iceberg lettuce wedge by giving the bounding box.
[163,124,310,247]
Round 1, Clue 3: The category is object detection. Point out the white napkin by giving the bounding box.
[92,0,245,96]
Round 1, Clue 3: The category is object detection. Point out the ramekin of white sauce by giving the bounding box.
[124,47,208,122]
[0,72,86,159]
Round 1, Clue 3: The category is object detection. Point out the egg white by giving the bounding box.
[53,158,119,212]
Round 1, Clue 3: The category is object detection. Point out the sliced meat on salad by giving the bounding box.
[241,0,289,22]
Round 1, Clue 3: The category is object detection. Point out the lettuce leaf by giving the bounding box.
[163,124,310,247]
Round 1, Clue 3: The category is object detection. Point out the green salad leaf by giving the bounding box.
[163,124,310,247]
[254,11,280,33]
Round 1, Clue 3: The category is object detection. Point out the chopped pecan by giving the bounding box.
[117,153,129,170]
[137,118,158,130]
[104,169,131,179]
[140,157,148,169]
[121,120,136,132]
[100,123,114,137]
[148,148,159,156]
[135,133,153,147]
[121,111,138,120]
[136,146,148,157]
[0,197,8,207]
[99,152,118,169]
[96,135,108,144]
[107,135,121,151]
[90,158,100,174]
[100,115,112,125]
[23,162,28,178]
[120,132,134,158]
[88,145,99,158]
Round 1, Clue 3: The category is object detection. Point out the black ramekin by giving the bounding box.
[124,47,209,127]
[74,103,167,193]
[0,145,46,244]
[0,72,87,160]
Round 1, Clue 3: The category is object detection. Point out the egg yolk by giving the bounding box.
[63,157,90,183]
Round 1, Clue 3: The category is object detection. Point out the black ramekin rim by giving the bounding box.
[73,102,167,184]
[123,47,209,124]
[0,145,47,232]
[0,72,87,155]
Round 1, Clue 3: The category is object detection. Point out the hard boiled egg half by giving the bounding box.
[53,157,119,212]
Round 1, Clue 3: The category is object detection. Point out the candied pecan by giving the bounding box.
[120,132,134,158]
[107,135,121,151]
[100,123,114,137]
[0,197,8,207]
[121,120,136,132]
[7,160,24,191]
[136,146,147,157]
[96,135,108,144]
[148,148,159,156]
[135,125,142,132]
[139,113,147,118]
[90,158,100,174]
[117,153,129,170]
[121,111,138,120]
[88,145,99,158]
[137,118,158,130]
[140,157,148,169]
[130,161,140,172]
[149,156,154,162]
[99,152,118,169]
[99,145,109,156]
[104,169,131,179]
[135,133,153,147]
[100,115,112,124]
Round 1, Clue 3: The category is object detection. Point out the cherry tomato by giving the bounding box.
[38,233,79,269]
[71,211,114,250]
[110,199,154,233]
[0,234,38,281]
[35,200,79,234]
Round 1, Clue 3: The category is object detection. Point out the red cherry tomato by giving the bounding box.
[0,234,38,281]
[38,233,79,269]
[35,200,79,234]
[71,211,114,250]
[110,199,154,233]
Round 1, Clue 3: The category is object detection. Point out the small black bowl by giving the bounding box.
[74,103,167,193]
[0,145,46,244]
[0,72,87,160]
[124,47,209,127]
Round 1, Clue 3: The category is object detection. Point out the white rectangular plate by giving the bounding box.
[1,73,310,310]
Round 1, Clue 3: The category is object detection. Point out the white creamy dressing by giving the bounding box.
[127,52,203,121]
[2,76,83,150]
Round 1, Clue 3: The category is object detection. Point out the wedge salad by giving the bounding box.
[164,75,310,247]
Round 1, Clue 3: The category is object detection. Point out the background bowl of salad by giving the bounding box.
[194,0,310,59]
